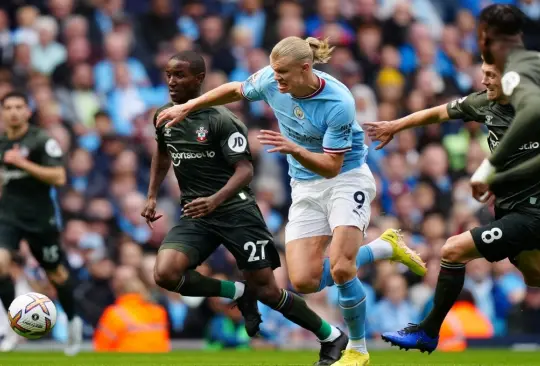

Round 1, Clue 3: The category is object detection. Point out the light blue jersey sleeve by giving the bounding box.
[322,99,355,154]
[240,66,274,102]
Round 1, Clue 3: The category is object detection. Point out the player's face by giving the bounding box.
[481,62,502,101]
[165,59,204,103]
[270,56,309,94]
[1,97,31,129]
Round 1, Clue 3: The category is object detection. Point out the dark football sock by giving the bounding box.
[266,289,334,341]
[54,276,76,321]
[0,275,15,312]
[420,260,465,338]
[175,270,241,299]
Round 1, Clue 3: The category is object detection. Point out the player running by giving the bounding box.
[0,92,82,355]
[157,38,426,366]
[370,7,540,351]
[144,50,351,366]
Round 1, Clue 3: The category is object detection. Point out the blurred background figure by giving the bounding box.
[93,265,169,352]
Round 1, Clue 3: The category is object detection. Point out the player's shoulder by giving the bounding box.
[153,102,174,126]
[466,90,490,106]
[506,48,540,70]
[206,106,242,123]
[28,125,51,143]
[248,65,274,84]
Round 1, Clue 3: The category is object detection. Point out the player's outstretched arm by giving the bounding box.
[157,82,244,128]
[364,104,450,150]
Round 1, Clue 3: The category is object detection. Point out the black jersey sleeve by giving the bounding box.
[446,91,489,122]
[211,108,252,166]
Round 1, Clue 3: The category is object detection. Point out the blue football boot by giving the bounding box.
[381,323,439,354]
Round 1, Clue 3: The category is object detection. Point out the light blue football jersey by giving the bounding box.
[241,66,368,181]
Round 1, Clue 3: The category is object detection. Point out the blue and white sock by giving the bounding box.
[337,277,367,354]
[317,240,393,291]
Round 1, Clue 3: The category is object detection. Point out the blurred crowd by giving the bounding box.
[0,0,540,350]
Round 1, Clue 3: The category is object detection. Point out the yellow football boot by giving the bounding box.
[331,350,370,366]
[381,228,427,276]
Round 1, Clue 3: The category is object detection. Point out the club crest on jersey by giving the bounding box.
[293,106,305,120]
[196,126,208,142]
[164,128,172,137]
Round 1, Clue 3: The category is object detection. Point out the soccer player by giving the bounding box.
[369,68,540,353]
[156,38,426,366]
[144,50,349,366]
[0,92,82,354]
[470,5,540,200]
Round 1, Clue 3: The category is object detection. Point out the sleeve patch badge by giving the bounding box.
[502,71,520,96]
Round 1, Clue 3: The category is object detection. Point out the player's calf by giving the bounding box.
[244,268,345,363]
[45,264,76,321]
[513,251,540,287]
[154,249,245,299]
[0,248,15,312]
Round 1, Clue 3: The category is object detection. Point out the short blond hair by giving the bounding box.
[270,36,334,65]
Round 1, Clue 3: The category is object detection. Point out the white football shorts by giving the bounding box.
[285,164,377,243]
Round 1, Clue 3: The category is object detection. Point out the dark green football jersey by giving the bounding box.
[0,125,64,231]
[154,104,256,214]
[447,90,540,210]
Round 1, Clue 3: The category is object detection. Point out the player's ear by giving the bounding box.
[301,62,310,72]
[196,72,205,85]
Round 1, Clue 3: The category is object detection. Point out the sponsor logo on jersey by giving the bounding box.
[228,132,247,153]
[167,144,215,167]
[519,142,540,150]
[293,106,305,120]
[196,126,208,142]
[1,169,30,184]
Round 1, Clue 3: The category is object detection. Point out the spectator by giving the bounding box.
[371,274,419,336]
[93,31,149,94]
[93,265,170,352]
[31,16,67,75]
[438,289,494,351]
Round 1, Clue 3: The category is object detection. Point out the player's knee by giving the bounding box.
[441,236,469,264]
[46,264,69,285]
[289,272,320,294]
[0,249,12,276]
[154,264,185,291]
[330,256,356,284]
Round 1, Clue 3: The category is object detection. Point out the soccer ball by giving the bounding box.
[7,292,57,339]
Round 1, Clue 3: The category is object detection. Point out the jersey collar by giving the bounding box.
[292,76,326,100]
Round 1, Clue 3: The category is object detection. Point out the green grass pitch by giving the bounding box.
[0,350,539,365]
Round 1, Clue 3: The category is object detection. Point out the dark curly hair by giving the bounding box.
[479,4,526,36]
